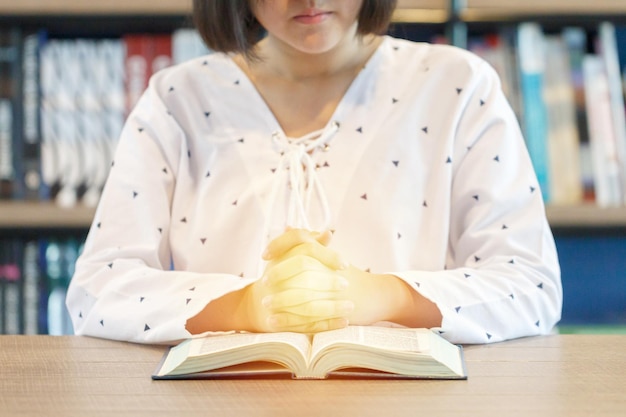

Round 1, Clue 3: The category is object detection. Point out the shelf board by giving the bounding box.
[464,0,626,22]
[0,0,446,17]
[394,0,449,23]
[546,205,626,229]
[0,0,450,24]
[0,201,95,229]
[0,0,192,15]
[1,0,624,24]
[2,202,626,231]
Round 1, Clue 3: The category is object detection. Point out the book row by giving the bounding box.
[0,237,80,335]
[2,23,626,209]
[467,22,626,207]
[0,27,210,207]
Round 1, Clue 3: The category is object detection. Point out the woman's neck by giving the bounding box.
[251,33,382,82]
[231,34,384,138]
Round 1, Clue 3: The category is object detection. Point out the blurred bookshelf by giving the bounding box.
[1,0,626,232]
[1,0,626,335]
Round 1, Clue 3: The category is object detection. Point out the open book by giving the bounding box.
[152,326,467,380]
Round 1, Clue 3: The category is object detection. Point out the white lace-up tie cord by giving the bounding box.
[266,121,340,236]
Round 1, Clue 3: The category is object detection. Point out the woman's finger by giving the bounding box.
[263,228,332,260]
[267,297,354,319]
[263,255,332,286]
[267,314,350,333]
[263,288,351,311]
[276,241,348,271]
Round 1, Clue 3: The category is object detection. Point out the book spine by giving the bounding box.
[582,54,622,207]
[151,34,172,75]
[100,39,125,203]
[39,39,63,202]
[124,34,153,117]
[22,240,42,334]
[0,28,20,200]
[1,239,24,334]
[21,31,46,201]
[44,238,76,335]
[598,22,626,204]
[563,27,595,203]
[543,35,583,205]
[517,23,551,203]
[0,240,6,333]
[172,28,211,65]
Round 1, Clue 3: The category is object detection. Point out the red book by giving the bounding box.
[151,34,172,75]
[123,34,153,116]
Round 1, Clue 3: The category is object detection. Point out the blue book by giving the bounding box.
[517,23,551,203]
[20,30,48,201]
[0,28,22,199]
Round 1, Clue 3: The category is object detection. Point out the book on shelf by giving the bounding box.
[19,30,47,201]
[469,30,522,122]
[543,34,583,205]
[124,33,172,116]
[21,240,42,335]
[563,27,596,203]
[516,22,551,203]
[44,238,79,335]
[0,239,24,335]
[172,28,211,65]
[1,27,210,208]
[582,54,622,207]
[0,237,82,336]
[152,325,467,380]
[40,37,126,208]
[598,22,626,205]
[0,28,22,200]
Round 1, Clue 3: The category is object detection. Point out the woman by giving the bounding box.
[66,0,562,344]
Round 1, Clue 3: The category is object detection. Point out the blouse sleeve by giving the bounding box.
[65,79,255,345]
[393,59,562,344]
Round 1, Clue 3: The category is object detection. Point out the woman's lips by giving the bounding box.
[293,10,331,24]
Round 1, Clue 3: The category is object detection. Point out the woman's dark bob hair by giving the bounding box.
[193,0,398,57]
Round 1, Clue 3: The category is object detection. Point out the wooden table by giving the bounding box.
[1,335,625,416]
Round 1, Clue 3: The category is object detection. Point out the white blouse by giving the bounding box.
[66,36,562,345]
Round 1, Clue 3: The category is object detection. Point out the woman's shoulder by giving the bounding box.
[148,52,239,94]
[384,36,490,74]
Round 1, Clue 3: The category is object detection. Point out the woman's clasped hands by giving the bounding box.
[246,228,354,334]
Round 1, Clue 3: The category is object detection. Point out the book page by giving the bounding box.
[157,331,312,377]
[190,331,312,358]
[310,326,429,360]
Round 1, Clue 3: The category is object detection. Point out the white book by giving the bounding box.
[582,55,622,207]
[172,28,211,65]
[598,22,626,204]
[153,326,467,380]
[543,36,583,205]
